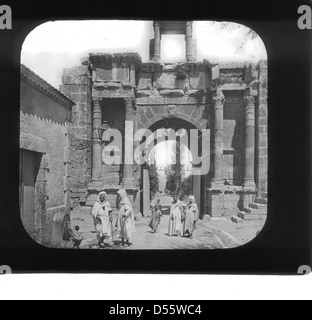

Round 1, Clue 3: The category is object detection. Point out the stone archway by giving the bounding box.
[139,117,208,217]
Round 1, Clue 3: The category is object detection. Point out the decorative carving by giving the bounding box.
[168,105,177,118]
[124,97,134,111]
[71,139,92,151]
[92,96,100,106]
[243,95,255,107]
[202,111,209,120]
[212,89,225,108]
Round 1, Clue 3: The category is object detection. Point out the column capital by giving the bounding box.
[92,96,101,108]
[124,97,137,112]
[243,95,255,108]
[186,21,193,28]
[212,89,225,109]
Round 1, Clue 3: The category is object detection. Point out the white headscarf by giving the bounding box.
[98,191,108,204]
[117,189,132,207]
[188,195,198,211]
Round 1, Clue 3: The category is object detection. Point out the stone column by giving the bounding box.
[186,21,193,61]
[243,95,256,190]
[130,63,136,86]
[91,98,102,181]
[123,97,136,189]
[153,21,161,61]
[192,169,201,216]
[143,168,150,216]
[212,88,225,187]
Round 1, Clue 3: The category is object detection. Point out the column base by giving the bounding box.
[208,180,225,217]
[186,55,194,62]
[152,55,161,61]
[208,190,225,218]
[242,180,256,209]
[243,179,256,192]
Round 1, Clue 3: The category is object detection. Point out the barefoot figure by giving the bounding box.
[149,199,163,233]
[116,189,136,247]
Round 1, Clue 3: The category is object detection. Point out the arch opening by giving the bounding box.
[140,118,208,217]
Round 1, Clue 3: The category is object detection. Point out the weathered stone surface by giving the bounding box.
[60,84,81,96]
[63,66,88,78]
[140,114,151,127]
[244,63,259,83]
[211,65,220,80]
[136,96,166,105]
[138,73,153,90]
[190,105,204,121]
[159,89,185,98]
[145,107,155,121]
[70,93,87,104]
[202,214,211,224]
[189,72,208,90]
[175,77,190,90]
[238,211,267,221]
[154,72,176,89]
[63,75,88,85]
[231,215,243,224]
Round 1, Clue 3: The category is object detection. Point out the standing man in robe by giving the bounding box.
[183,195,199,239]
[91,191,113,248]
[116,189,136,247]
[168,195,184,237]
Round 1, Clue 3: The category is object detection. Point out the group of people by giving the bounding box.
[91,189,136,248]
[149,195,199,239]
[90,190,199,249]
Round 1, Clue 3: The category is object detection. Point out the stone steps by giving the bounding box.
[231,215,244,224]
[238,211,267,221]
[232,196,268,223]
[249,202,267,210]
[255,198,268,205]
[243,207,267,214]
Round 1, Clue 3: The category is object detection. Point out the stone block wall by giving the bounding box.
[20,112,70,245]
[257,60,268,197]
[60,66,92,207]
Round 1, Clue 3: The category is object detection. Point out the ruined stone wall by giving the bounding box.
[257,60,268,197]
[60,66,92,207]
[136,63,210,131]
[20,103,70,245]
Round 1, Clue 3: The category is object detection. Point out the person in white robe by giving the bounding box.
[168,196,184,237]
[116,189,136,247]
[91,191,113,248]
[183,195,199,239]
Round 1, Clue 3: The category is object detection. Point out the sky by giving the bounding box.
[21,20,267,89]
[150,140,193,171]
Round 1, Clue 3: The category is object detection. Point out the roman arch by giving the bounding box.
[61,21,268,218]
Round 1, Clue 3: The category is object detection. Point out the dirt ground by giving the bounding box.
[70,208,266,250]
